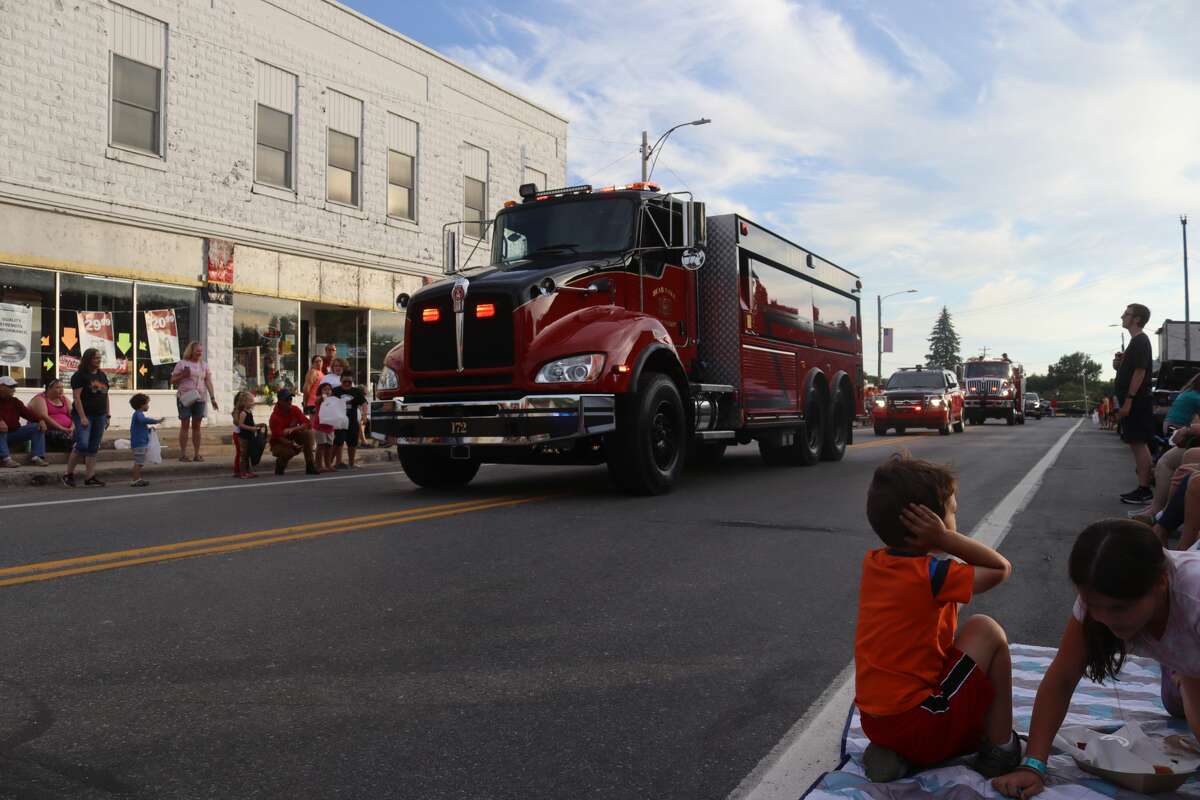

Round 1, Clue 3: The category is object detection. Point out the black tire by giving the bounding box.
[1016,412,1026,425]
[939,415,951,435]
[821,391,850,461]
[398,447,480,489]
[874,423,888,436]
[606,373,687,495]
[759,395,824,467]
[688,441,727,468]
[1006,409,1015,426]
[952,412,965,433]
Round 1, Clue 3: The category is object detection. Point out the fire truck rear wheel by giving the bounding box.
[397,447,481,489]
[759,397,823,467]
[821,392,851,461]
[606,373,686,495]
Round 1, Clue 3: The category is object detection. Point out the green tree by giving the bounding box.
[1047,352,1102,387]
[924,306,962,371]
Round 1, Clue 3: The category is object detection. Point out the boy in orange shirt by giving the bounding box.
[855,454,1020,782]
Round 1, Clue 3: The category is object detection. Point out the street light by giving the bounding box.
[1184,215,1191,361]
[641,118,711,182]
[1108,323,1125,349]
[877,289,917,382]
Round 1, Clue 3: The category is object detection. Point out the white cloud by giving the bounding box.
[446,0,1200,379]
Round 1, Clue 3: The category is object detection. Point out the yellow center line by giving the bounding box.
[0,495,551,588]
[0,496,515,578]
[850,434,940,450]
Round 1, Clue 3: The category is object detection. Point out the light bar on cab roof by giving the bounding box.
[597,182,661,193]
[507,182,661,206]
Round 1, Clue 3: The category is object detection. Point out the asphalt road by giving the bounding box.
[0,417,1132,799]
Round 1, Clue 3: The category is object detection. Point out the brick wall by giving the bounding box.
[0,0,569,277]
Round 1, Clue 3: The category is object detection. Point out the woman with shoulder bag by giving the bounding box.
[171,341,219,462]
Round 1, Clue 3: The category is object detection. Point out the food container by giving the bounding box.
[1055,724,1200,794]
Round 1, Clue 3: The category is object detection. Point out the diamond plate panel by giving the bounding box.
[697,214,742,392]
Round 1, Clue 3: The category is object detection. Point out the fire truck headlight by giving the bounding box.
[377,366,399,391]
[535,354,606,383]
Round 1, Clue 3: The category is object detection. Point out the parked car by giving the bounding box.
[1024,392,1043,420]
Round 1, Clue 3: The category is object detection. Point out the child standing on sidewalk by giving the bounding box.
[311,382,336,473]
[231,391,259,478]
[854,454,1020,782]
[129,394,160,487]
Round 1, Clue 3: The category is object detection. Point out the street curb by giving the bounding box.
[0,446,397,488]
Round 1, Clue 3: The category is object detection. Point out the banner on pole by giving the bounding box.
[0,302,33,368]
[883,327,894,353]
[77,311,117,367]
[144,309,180,365]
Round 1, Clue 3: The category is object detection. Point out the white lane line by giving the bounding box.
[728,419,1083,800]
[0,467,407,511]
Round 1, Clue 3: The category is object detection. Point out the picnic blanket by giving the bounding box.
[803,644,1196,800]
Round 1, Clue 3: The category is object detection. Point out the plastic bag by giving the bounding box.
[249,428,267,466]
[145,430,163,465]
[320,395,349,430]
[1056,723,1200,792]
[113,438,131,450]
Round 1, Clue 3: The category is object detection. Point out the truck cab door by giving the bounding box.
[638,200,696,355]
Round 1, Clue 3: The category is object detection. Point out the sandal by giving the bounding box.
[193,455,205,462]
[179,455,192,463]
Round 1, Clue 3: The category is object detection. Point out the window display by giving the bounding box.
[370,310,405,390]
[59,274,134,389]
[234,294,299,403]
[0,265,55,388]
[136,283,199,389]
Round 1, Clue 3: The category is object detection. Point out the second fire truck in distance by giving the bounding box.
[962,355,1025,425]
[370,182,865,494]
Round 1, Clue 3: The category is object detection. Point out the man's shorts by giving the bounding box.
[314,430,334,446]
[132,446,147,466]
[334,427,359,448]
[859,648,994,766]
[1119,396,1157,444]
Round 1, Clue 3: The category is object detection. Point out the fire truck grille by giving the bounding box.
[409,294,514,372]
[967,378,1003,394]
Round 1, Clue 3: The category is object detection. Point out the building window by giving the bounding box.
[0,265,56,389]
[387,151,415,220]
[58,274,135,390]
[464,177,486,240]
[256,105,293,189]
[111,54,161,155]
[369,310,405,390]
[233,294,299,404]
[523,166,547,191]
[135,284,199,389]
[327,129,359,207]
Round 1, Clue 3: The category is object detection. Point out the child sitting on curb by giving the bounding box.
[854,454,1020,781]
[129,394,161,488]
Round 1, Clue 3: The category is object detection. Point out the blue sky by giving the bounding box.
[344,0,1200,379]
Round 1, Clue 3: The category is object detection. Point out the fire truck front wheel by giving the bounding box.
[606,373,687,495]
[398,447,481,489]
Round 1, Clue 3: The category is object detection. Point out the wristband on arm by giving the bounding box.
[1019,756,1047,777]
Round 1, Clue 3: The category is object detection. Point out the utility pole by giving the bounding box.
[641,130,649,182]
[1185,215,1191,361]
[877,289,917,382]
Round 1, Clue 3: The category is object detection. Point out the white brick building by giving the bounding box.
[0,0,567,425]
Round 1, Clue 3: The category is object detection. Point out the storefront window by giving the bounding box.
[314,308,368,386]
[135,283,200,389]
[59,274,134,389]
[234,294,299,403]
[370,310,405,391]
[0,265,56,388]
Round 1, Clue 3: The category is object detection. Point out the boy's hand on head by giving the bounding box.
[901,503,949,549]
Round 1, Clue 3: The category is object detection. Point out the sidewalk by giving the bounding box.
[0,428,396,488]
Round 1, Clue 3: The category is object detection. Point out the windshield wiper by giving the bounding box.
[531,242,580,254]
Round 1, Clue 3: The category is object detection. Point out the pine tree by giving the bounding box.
[925,307,962,371]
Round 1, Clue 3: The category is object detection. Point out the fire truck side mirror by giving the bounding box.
[684,201,707,248]
[443,230,458,275]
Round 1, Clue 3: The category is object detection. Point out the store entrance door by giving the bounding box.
[307,306,368,385]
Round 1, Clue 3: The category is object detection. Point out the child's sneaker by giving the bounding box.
[863,743,910,782]
[130,479,150,487]
[973,731,1022,778]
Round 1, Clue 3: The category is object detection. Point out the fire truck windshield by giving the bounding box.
[886,372,945,390]
[964,362,1011,379]
[492,197,636,266]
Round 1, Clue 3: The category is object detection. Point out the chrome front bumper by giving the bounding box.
[965,398,1013,408]
[369,394,617,446]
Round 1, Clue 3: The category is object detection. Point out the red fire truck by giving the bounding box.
[962,355,1025,425]
[370,182,865,494]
